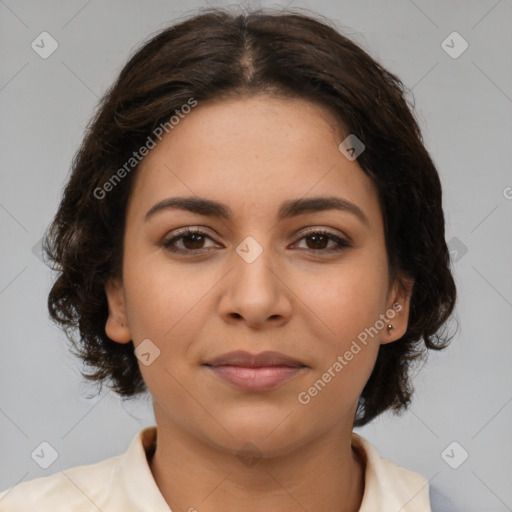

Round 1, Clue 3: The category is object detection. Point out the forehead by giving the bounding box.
[128,95,381,229]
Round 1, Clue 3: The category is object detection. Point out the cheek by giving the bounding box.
[122,256,219,390]
[296,268,384,415]
[296,347,377,428]
[123,252,216,341]
[299,260,389,349]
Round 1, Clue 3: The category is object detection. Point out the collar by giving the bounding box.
[118,426,430,512]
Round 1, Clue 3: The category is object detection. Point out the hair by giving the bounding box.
[44,6,457,427]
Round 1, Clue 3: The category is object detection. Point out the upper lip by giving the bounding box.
[204,350,306,368]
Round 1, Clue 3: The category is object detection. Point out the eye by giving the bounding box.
[161,227,352,255]
[293,229,352,253]
[161,228,218,253]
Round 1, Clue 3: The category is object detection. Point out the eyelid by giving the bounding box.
[162,226,219,249]
[291,227,352,251]
[161,225,352,254]
[295,226,351,242]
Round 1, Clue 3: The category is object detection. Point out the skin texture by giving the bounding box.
[104,94,413,512]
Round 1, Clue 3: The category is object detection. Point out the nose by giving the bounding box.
[217,242,293,329]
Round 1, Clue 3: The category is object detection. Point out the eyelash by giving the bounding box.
[161,227,352,255]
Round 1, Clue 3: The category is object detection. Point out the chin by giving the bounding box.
[203,410,313,458]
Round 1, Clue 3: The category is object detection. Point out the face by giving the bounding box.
[105,94,412,457]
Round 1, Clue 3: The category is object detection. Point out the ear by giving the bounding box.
[104,276,132,344]
[381,275,414,345]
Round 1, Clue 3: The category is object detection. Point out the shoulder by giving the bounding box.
[0,454,122,512]
[352,433,432,512]
[0,426,163,512]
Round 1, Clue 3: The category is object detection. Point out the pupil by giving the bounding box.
[308,234,327,249]
[184,234,203,249]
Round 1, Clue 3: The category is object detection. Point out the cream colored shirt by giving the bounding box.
[0,426,431,511]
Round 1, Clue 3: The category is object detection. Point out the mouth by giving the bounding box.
[203,350,308,392]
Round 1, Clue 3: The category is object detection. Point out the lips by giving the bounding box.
[203,350,307,392]
[204,350,306,368]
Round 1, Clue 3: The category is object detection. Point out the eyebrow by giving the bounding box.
[145,195,370,227]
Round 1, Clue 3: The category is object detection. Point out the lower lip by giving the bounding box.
[206,365,305,392]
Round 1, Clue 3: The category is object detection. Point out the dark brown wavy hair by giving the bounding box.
[44,7,457,427]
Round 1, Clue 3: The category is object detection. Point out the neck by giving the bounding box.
[148,411,365,512]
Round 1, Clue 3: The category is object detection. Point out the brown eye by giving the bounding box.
[304,233,329,250]
[294,229,351,253]
[180,233,206,250]
[162,228,217,253]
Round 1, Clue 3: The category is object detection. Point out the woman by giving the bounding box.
[0,7,456,511]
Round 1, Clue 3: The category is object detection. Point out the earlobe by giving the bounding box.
[104,277,132,344]
[382,278,414,345]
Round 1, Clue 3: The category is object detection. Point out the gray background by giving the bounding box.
[1,1,511,511]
